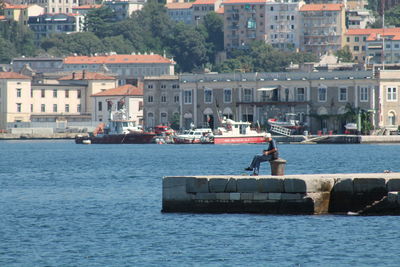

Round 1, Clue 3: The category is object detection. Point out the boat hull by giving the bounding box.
[75,133,155,144]
[213,135,266,144]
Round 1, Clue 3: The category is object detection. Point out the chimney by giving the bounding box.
[72,72,76,79]
[82,70,86,79]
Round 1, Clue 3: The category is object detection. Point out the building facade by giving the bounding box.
[103,0,146,21]
[143,75,180,129]
[300,3,346,55]
[192,0,222,25]
[11,57,64,73]
[166,2,193,25]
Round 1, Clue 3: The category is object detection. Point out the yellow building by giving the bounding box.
[4,3,28,25]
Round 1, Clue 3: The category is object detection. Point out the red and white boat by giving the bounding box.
[201,118,267,144]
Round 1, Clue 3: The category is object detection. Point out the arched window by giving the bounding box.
[388,111,396,126]
[147,112,154,128]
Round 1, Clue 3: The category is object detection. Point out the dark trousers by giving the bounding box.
[249,154,273,174]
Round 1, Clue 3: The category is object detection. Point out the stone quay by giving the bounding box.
[162,173,400,215]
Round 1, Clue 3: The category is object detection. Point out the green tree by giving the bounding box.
[384,5,400,27]
[0,37,17,63]
[84,6,116,38]
[103,35,133,54]
[199,12,224,63]
[335,46,353,62]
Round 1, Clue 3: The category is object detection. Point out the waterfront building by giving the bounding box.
[28,13,85,44]
[299,3,346,56]
[179,70,400,134]
[143,75,180,129]
[91,84,144,126]
[166,2,193,25]
[345,28,400,64]
[63,54,176,85]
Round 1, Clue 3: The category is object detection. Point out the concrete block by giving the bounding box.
[237,178,258,192]
[216,193,230,200]
[332,178,354,193]
[258,178,284,193]
[230,193,241,201]
[240,193,254,201]
[386,179,400,191]
[253,193,269,201]
[195,193,216,200]
[163,177,193,201]
[307,192,331,214]
[209,178,237,192]
[284,179,306,193]
[268,193,281,200]
[186,177,209,193]
[353,178,386,193]
[281,193,302,200]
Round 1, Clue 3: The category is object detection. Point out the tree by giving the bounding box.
[84,6,116,38]
[199,12,224,63]
[384,5,400,27]
[335,46,353,62]
[0,37,17,63]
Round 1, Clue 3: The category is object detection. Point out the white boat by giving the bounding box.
[173,128,213,144]
[201,118,267,144]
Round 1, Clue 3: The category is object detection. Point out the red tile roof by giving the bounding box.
[300,4,343,12]
[216,6,224,14]
[192,0,218,5]
[59,71,115,80]
[223,0,266,4]
[64,54,174,65]
[72,4,102,9]
[165,2,193,9]
[92,84,143,97]
[346,28,400,41]
[0,72,30,79]
[0,15,6,20]
[4,3,28,9]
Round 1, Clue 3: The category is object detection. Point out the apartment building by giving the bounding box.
[143,75,180,129]
[63,54,176,85]
[192,0,222,25]
[179,70,393,134]
[3,3,29,25]
[72,4,102,16]
[103,0,146,21]
[22,0,79,13]
[299,3,346,56]
[91,84,143,125]
[166,2,193,24]
[28,13,84,44]
[345,28,400,64]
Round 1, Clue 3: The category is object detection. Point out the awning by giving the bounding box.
[257,87,277,91]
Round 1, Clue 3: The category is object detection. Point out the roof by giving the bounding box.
[4,3,28,9]
[346,28,400,41]
[223,0,266,4]
[300,4,343,12]
[0,72,30,79]
[64,54,174,65]
[216,6,224,14]
[192,0,218,5]
[92,84,143,97]
[59,71,115,80]
[165,2,193,9]
[0,16,6,20]
[72,4,102,9]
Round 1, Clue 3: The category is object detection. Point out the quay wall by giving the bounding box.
[162,173,400,215]
[0,133,79,140]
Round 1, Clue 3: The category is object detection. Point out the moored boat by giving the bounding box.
[173,128,213,144]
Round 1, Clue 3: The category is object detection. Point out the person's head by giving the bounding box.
[265,133,272,142]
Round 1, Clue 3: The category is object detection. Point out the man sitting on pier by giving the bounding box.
[244,133,278,176]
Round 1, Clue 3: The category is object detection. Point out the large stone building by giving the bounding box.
[299,3,346,55]
[192,0,222,25]
[179,70,400,133]
[142,75,180,129]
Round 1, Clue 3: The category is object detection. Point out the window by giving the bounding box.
[139,101,143,111]
[147,84,154,89]
[17,88,21,98]
[224,89,232,103]
[360,87,368,102]
[243,88,252,102]
[346,37,350,42]
[65,104,70,113]
[388,111,396,125]
[107,101,112,111]
[355,37,359,42]
[296,88,305,101]
[31,104,33,112]
[174,95,179,103]
[184,90,192,104]
[53,89,57,98]
[161,112,167,124]
[17,103,22,112]
[354,46,359,51]
[98,102,102,111]
[204,89,212,103]
[339,87,347,102]
[65,90,69,98]
[387,87,397,101]
[318,87,327,102]
[77,104,81,113]
[53,104,57,112]
[41,89,45,98]
[77,90,81,98]
[31,89,33,98]
[148,95,154,103]
[161,95,167,103]
[41,104,46,112]
[161,84,166,89]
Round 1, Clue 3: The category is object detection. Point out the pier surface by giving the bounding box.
[162,173,400,215]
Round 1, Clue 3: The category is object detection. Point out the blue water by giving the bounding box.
[1,141,400,266]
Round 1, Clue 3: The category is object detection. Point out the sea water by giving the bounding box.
[1,140,400,266]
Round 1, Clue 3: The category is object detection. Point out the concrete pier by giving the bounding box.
[162,173,400,215]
